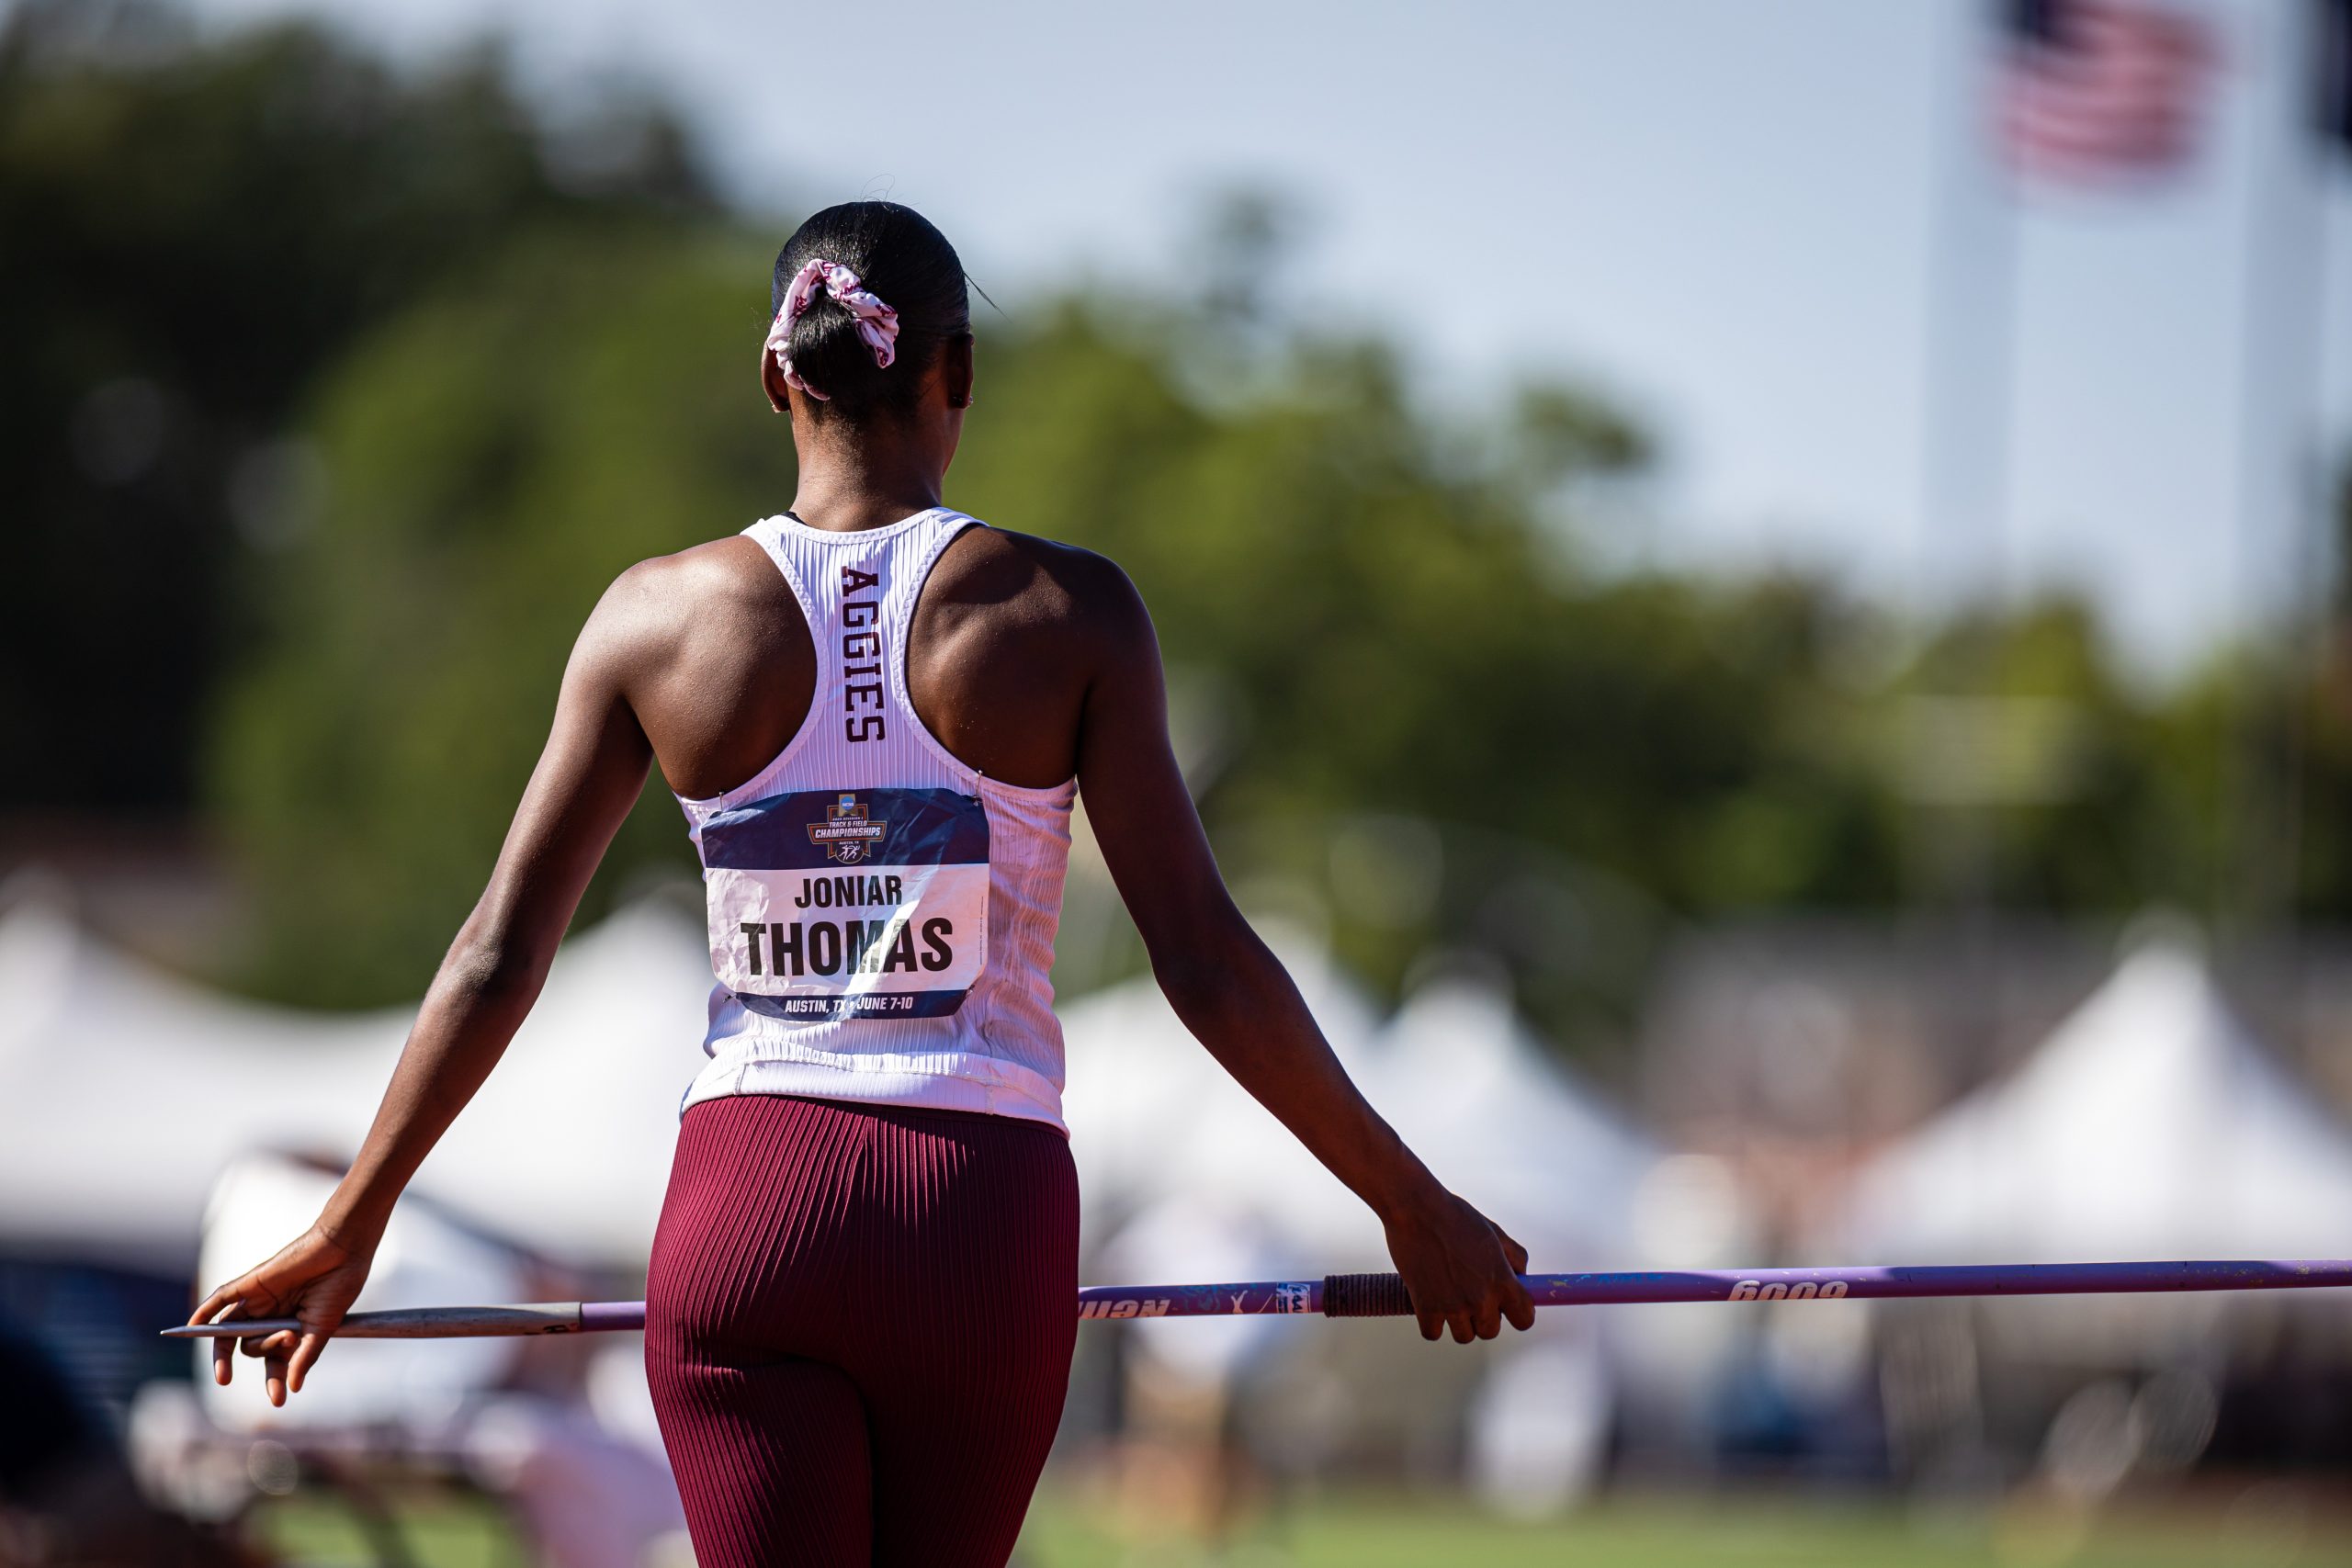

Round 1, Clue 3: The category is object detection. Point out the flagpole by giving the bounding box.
[1919,1,2025,650]
[2289,0,2352,933]
[2223,0,2336,948]
[1913,0,2025,1068]
[2267,0,2352,1051]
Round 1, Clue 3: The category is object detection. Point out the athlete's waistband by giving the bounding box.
[677,1045,1068,1137]
[680,1090,1067,1141]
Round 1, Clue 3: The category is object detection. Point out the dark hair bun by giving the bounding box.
[773,202,969,419]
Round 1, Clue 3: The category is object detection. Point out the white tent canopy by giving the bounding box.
[1375,980,1657,1269]
[1838,938,2352,1265]
[5,882,1667,1289]
[0,885,714,1271]
[1057,930,1387,1264]
[1060,952,1662,1277]
[1059,954,1664,1445]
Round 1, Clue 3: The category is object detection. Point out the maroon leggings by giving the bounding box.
[644,1093,1079,1567]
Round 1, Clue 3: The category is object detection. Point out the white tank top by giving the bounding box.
[671,507,1078,1134]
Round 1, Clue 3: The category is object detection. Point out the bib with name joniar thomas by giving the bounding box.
[698,785,989,1021]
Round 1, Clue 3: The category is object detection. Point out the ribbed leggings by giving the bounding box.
[644,1092,1079,1567]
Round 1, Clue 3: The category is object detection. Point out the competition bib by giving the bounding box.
[698,787,989,1022]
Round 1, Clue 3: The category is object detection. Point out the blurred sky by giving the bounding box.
[164,0,2352,671]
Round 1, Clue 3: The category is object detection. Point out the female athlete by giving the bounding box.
[190,200,1535,1567]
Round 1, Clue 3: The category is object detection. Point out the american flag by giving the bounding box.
[1998,0,2218,185]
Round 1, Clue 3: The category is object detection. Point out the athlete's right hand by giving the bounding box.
[1381,1186,1537,1344]
[187,1222,375,1407]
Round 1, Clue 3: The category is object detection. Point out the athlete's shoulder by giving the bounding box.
[605,535,788,622]
[947,524,1151,645]
[578,534,787,672]
[612,533,777,603]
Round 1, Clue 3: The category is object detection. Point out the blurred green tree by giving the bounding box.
[215,247,1911,1022]
[211,228,782,1004]
[0,0,706,813]
[25,4,2352,1048]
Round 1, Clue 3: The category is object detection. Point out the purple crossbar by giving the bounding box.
[1078,1258,2352,1319]
[599,1258,2352,1332]
[1518,1259,2352,1308]
[166,1260,2352,1340]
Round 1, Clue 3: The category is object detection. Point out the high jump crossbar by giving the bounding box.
[163,1258,2352,1339]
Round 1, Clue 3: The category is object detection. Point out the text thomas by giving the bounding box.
[739,906,956,978]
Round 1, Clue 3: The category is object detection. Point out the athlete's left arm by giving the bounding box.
[187,563,672,1404]
[1071,555,1534,1347]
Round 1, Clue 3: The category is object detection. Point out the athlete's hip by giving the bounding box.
[647,1090,1078,1364]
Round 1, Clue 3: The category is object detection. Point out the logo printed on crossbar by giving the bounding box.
[1077,1298,1170,1319]
[807,793,888,865]
[1727,1280,1849,1301]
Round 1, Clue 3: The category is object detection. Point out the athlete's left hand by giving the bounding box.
[187,1222,375,1406]
[1382,1187,1537,1344]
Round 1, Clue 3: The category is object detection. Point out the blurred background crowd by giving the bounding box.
[5,0,2352,1562]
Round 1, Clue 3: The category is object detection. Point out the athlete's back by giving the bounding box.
[631,504,1107,1128]
[619,519,1123,804]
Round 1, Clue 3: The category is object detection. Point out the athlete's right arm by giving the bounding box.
[1072,561,1535,1347]
[187,561,677,1404]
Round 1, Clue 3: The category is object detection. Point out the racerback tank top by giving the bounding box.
[671,507,1078,1134]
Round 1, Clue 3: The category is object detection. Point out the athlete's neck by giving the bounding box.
[786,413,955,534]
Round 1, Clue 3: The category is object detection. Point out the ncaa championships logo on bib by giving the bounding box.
[808,793,888,865]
